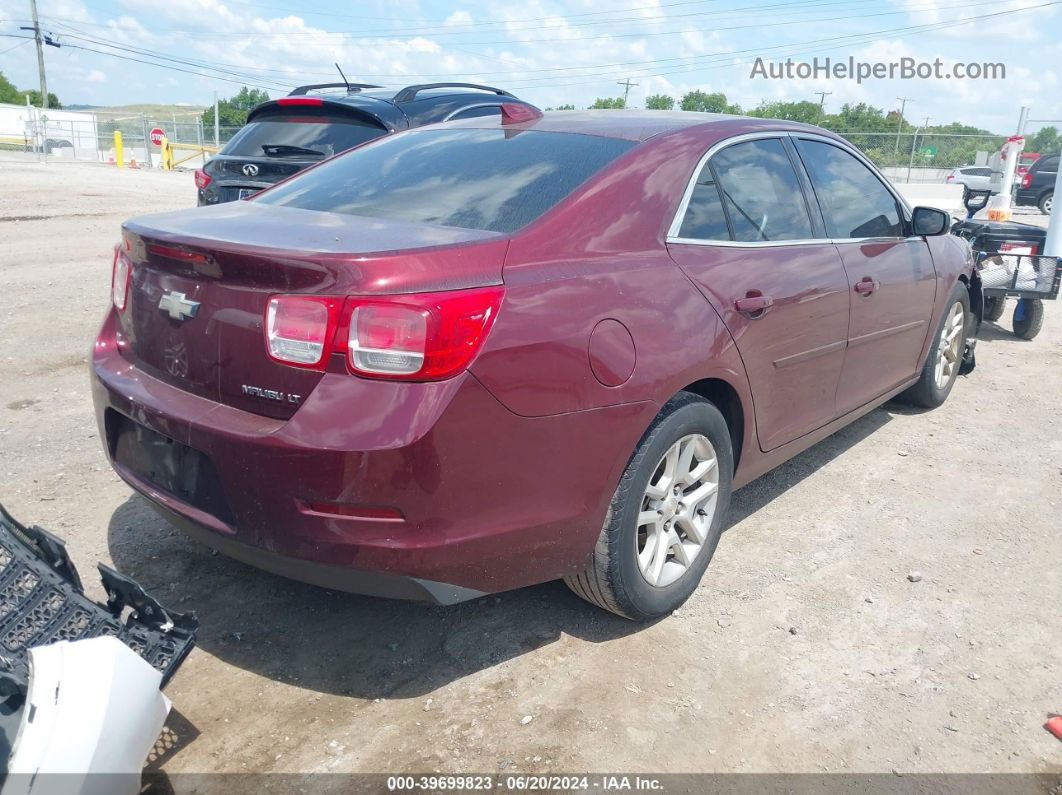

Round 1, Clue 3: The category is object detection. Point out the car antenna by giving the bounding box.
[336,63,353,93]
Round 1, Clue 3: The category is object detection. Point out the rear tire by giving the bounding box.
[564,392,733,620]
[983,296,1005,322]
[1039,192,1053,215]
[901,283,970,409]
[1012,298,1044,340]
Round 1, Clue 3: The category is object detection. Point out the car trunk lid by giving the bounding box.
[119,202,508,419]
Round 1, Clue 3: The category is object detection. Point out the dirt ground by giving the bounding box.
[0,158,1059,786]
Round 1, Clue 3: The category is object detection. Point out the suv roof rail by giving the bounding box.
[289,82,383,96]
[393,83,515,103]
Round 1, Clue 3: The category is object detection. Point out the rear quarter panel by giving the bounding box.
[470,127,756,458]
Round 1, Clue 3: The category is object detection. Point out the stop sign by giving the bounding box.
[149,127,166,146]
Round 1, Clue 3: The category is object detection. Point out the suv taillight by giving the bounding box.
[1021,171,1033,189]
[111,247,131,311]
[194,168,212,190]
[263,287,504,380]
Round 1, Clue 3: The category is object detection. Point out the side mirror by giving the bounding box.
[911,206,950,236]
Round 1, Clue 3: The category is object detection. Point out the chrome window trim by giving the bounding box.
[666,130,914,248]
[442,103,504,122]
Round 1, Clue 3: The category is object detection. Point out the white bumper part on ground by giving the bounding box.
[3,637,170,795]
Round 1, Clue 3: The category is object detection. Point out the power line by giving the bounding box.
[26,1,1054,98]
[43,0,1018,86]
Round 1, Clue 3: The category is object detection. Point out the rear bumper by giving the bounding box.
[91,311,653,598]
[1014,188,1042,207]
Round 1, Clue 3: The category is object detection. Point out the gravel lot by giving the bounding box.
[0,159,1059,788]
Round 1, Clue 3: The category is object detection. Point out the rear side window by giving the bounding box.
[254,129,636,233]
[709,138,814,242]
[1037,156,1058,172]
[448,105,502,120]
[677,170,730,241]
[797,139,903,239]
[963,167,991,177]
[222,109,386,159]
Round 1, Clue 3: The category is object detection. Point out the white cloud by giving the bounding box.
[0,0,1054,132]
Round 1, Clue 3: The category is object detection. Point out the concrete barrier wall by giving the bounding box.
[893,183,965,212]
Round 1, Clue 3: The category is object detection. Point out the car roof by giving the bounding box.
[430,109,833,143]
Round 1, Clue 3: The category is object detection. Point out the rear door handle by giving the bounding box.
[734,293,774,314]
[854,277,879,296]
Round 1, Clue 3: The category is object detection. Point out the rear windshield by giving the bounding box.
[252,128,637,233]
[222,112,386,159]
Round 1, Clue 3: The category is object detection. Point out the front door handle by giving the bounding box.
[734,293,774,314]
[854,277,879,296]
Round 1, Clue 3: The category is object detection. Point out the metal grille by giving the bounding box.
[0,518,196,687]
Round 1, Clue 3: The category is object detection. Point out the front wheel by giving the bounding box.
[901,284,970,408]
[565,393,734,620]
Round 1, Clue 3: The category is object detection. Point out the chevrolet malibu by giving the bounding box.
[92,109,980,620]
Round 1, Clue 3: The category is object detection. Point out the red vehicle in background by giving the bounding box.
[92,111,979,620]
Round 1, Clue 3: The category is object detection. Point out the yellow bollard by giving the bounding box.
[113,130,123,168]
[160,135,173,170]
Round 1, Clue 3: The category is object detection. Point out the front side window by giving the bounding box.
[797,139,903,239]
[254,128,635,234]
[709,138,814,242]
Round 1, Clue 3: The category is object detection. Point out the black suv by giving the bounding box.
[1014,154,1056,215]
[195,82,539,205]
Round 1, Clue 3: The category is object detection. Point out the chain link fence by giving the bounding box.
[1,104,1007,184]
[831,131,1006,183]
[0,103,241,169]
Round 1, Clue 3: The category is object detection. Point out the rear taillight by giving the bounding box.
[111,247,131,311]
[346,287,504,380]
[263,286,504,380]
[946,174,954,182]
[1021,172,1033,189]
[194,168,211,189]
[265,295,341,369]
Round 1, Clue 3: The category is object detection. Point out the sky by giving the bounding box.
[0,0,1060,134]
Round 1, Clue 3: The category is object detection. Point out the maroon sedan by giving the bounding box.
[92,110,980,619]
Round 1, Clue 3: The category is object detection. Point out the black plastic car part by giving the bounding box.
[0,502,198,696]
[289,82,383,95]
[392,83,515,103]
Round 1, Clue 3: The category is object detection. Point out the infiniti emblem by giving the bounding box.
[242,163,259,177]
[158,291,200,321]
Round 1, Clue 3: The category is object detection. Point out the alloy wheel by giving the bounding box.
[636,434,720,587]
[933,301,965,390]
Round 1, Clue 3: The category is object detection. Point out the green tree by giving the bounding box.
[747,100,821,124]
[1028,126,1061,155]
[645,94,674,110]
[546,104,576,111]
[0,72,19,104]
[19,89,62,109]
[589,97,625,109]
[680,90,740,114]
[203,87,271,127]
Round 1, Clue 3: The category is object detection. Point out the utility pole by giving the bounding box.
[213,91,219,147]
[814,91,831,115]
[894,97,912,154]
[616,78,638,108]
[24,0,49,109]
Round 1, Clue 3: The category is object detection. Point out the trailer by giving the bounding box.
[952,219,1060,340]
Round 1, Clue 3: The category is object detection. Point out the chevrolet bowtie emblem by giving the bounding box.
[158,291,201,321]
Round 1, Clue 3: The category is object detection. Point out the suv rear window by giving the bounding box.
[222,109,386,159]
[253,129,636,233]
